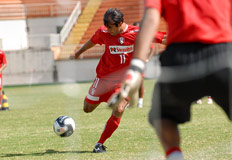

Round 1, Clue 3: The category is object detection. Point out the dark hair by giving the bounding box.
[133,22,140,26]
[104,8,124,28]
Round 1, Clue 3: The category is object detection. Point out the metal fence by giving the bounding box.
[0,2,78,20]
[25,2,78,18]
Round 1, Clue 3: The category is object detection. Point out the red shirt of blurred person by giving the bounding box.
[145,0,232,45]
[0,50,7,75]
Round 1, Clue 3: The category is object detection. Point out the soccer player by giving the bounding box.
[112,0,232,159]
[71,8,166,153]
[196,96,213,105]
[0,50,7,110]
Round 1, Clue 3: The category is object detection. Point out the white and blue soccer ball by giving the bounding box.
[53,116,75,137]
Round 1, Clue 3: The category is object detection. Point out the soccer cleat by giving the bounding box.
[137,102,143,108]
[125,103,130,109]
[196,99,202,104]
[93,143,107,153]
[137,98,143,108]
[207,97,213,104]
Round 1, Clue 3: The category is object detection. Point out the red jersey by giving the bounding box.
[145,0,232,44]
[91,25,165,80]
[91,25,138,80]
[0,50,7,67]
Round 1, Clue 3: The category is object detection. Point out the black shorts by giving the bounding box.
[149,42,232,124]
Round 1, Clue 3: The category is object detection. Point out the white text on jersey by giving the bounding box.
[109,45,134,54]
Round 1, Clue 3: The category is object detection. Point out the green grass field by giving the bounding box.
[0,79,232,160]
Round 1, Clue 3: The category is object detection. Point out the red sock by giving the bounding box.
[97,115,121,144]
[166,147,182,157]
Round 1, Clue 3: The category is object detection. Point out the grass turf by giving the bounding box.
[0,80,231,160]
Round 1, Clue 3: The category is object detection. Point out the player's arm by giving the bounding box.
[146,44,155,62]
[71,40,96,59]
[122,8,160,98]
[120,8,160,103]
[134,7,160,61]
[162,34,167,44]
[0,63,7,72]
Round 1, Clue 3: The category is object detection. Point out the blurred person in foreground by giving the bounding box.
[71,8,165,153]
[0,50,7,110]
[109,0,232,159]
[133,21,166,108]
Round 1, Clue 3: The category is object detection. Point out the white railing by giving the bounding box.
[27,1,82,48]
[0,2,79,19]
[27,1,81,49]
[60,1,81,44]
[0,4,25,19]
[24,2,78,17]
[28,33,61,49]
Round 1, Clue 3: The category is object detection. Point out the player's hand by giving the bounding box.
[108,59,145,107]
[69,53,76,59]
[162,34,167,44]
[70,51,81,59]
[121,69,143,106]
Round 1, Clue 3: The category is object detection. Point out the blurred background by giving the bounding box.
[0,0,167,86]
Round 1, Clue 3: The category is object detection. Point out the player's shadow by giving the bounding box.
[1,149,92,158]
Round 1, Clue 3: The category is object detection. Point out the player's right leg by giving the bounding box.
[93,98,128,153]
[92,79,128,153]
[0,75,3,110]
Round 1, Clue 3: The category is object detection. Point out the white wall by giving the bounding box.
[27,16,68,49]
[0,20,28,51]
[55,56,160,83]
[3,49,54,85]
[2,52,160,86]
[56,59,99,83]
[27,16,68,34]
[0,17,68,51]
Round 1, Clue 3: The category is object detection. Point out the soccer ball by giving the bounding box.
[53,116,75,137]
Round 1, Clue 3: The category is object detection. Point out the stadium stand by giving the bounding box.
[80,0,144,43]
[57,0,150,60]
[58,0,103,60]
[0,0,84,20]
[22,0,80,18]
[0,0,167,60]
[0,0,25,20]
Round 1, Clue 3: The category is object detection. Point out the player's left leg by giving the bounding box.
[149,76,203,160]
[137,78,144,108]
[149,82,185,160]
[93,98,128,153]
[153,119,183,160]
